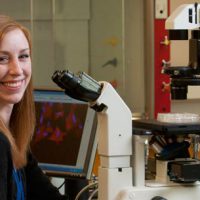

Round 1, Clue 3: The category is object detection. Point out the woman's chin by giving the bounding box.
[3,94,24,105]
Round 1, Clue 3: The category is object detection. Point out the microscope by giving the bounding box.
[163,3,200,100]
[130,3,200,200]
[51,4,200,199]
[52,71,200,200]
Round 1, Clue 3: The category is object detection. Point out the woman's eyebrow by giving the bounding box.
[0,50,9,54]
[20,48,30,53]
[0,48,30,54]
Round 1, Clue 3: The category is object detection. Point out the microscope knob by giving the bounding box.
[151,196,167,200]
[160,36,170,46]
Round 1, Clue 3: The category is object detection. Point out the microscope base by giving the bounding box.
[117,184,200,200]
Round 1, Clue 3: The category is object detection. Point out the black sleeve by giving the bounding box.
[0,133,13,200]
[25,153,68,200]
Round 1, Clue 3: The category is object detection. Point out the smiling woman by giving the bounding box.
[0,15,68,200]
[0,29,31,105]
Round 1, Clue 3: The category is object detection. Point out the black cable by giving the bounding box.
[57,179,66,190]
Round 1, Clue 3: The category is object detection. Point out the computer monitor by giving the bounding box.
[31,89,97,179]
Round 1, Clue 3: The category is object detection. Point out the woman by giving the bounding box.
[0,15,68,200]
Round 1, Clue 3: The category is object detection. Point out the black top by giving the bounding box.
[0,132,68,200]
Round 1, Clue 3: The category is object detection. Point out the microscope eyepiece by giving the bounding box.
[52,70,66,90]
[59,70,81,90]
[52,69,102,102]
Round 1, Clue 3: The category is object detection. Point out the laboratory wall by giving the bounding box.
[0,0,146,114]
[124,0,145,113]
[90,0,145,113]
[32,0,90,88]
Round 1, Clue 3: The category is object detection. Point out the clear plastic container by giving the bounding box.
[157,113,200,123]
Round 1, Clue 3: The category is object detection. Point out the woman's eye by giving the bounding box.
[0,56,9,63]
[19,54,30,60]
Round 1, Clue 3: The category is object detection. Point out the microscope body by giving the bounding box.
[120,4,200,198]
[163,3,200,99]
[52,69,200,199]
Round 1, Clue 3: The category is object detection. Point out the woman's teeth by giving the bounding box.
[2,80,23,87]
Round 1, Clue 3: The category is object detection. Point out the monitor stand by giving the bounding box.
[65,178,89,200]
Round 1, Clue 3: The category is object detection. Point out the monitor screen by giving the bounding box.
[31,89,97,179]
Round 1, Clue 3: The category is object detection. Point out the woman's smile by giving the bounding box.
[0,79,25,90]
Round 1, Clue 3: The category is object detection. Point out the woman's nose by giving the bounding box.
[9,59,23,75]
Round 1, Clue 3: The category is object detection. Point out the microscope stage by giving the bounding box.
[132,119,200,135]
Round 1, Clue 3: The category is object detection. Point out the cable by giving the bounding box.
[74,182,98,200]
[57,179,66,190]
[88,188,98,200]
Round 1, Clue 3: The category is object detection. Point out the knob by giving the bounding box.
[161,81,170,93]
[161,59,170,68]
[160,36,170,46]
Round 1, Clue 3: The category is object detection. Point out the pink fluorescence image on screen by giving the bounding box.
[31,102,88,166]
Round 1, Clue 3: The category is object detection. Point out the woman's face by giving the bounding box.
[0,28,31,105]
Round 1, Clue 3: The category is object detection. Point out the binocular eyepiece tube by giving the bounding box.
[52,70,102,102]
